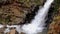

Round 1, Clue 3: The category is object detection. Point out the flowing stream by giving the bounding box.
[0,0,54,34]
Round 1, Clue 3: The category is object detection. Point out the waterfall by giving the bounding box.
[22,0,54,34]
[0,0,54,34]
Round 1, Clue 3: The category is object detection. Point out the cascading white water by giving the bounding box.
[0,0,54,34]
[0,24,4,28]
[22,0,54,34]
[4,25,21,34]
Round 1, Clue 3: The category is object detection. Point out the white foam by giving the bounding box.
[0,25,21,34]
[22,0,54,34]
[0,0,54,34]
[4,28,10,34]
[0,24,4,28]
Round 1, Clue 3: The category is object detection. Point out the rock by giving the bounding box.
[0,0,44,25]
[48,0,60,33]
[0,0,45,34]
[48,16,60,34]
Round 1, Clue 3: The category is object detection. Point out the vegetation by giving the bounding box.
[53,0,60,15]
[48,0,60,34]
[0,0,43,24]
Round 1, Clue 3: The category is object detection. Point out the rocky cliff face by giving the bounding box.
[0,0,44,34]
[48,0,60,34]
[0,0,44,25]
[0,0,60,34]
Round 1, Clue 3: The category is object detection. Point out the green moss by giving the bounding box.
[54,0,60,10]
[18,0,41,7]
[0,18,3,24]
[0,14,11,24]
[5,16,11,24]
[53,0,60,15]
[19,0,41,4]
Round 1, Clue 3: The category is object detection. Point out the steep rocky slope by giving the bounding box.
[0,0,60,34]
[0,0,44,34]
[0,0,44,25]
[48,0,60,34]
